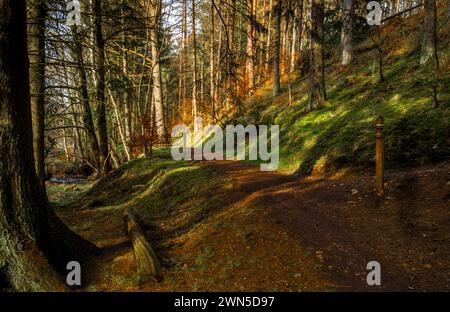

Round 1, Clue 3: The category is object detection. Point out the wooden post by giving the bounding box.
[375,116,384,196]
[123,209,162,285]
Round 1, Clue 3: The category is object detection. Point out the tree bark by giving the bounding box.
[143,0,166,142]
[0,0,97,291]
[192,0,198,118]
[246,0,255,94]
[420,0,438,66]
[290,0,303,73]
[273,0,281,96]
[182,0,188,108]
[27,0,47,190]
[340,0,354,66]
[308,0,326,111]
[93,0,111,175]
[447,0,450,18]
[71,26,101,173]
[210,1,216,117]
[265,0,273,74]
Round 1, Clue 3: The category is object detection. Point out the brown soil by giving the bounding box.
[54,160,450,291]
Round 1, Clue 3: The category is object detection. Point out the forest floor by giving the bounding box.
[48,158,450,291]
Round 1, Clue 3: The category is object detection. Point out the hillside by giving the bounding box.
[234,11,450,174]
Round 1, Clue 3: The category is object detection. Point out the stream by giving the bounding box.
[48,177,86,184]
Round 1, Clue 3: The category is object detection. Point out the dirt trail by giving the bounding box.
[56,160,450,291]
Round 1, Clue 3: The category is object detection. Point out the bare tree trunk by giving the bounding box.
[71,107,85,161]
[215,16,223,109]
[27,0,46,190]
[178,38,183,118]
[120,3,134,157]
[290,0,303,73]
[93,0,111,176]
[246,0,255,94]
[63,127,70,161]
[72,26,101,173]
[273,0,281,96]
[308,0,326,111]
[210,1,216,117]
[182,0,188,107]
[340,0,354,66]
[225,0,237,113]
[178,0,187,114]
[282,10,290,69]
[143,0,166,142]
[447,0,450,18]
[200,60,205,107]
[63,62,85,161]
[0,0,97,291]
[108,88,131,161]
[390,0,396,15]
[420,0,438,66]
[192,0,198,118]
[265,0,273,74]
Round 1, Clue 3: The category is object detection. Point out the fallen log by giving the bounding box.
[123,208,162,284]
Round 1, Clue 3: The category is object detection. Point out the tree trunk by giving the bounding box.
[182,0,188,108]
[93,0,111,176]
[215,16,223,108]
[225,0,237,114]
[143,0,166,142]
[72,26,101,173]
[290,0,303,73]
[340,0,354,66]
[192,0,198,118]
[265,0,273,74]
[390,0,396,15]
[27,0,47,190]
[246,0,255,94]
[0,0,97,291]
[447,0,450,18]
[120,1,133,156]
[210,1,216,117]
[273,0,281,96]
[420,0,438,66]
[108,88,131,161]
[308,0,326,111]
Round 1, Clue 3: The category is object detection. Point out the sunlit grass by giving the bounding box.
[233,21,450,174]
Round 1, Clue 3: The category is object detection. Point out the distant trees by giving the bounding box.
[14,0,449,184]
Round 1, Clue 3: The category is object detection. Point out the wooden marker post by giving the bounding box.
[375,116,384,196]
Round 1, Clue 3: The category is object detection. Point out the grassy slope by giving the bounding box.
[235,12,450,174]
[52,155,225,215]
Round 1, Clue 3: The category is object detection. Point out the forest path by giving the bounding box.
[55,160,450,291]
